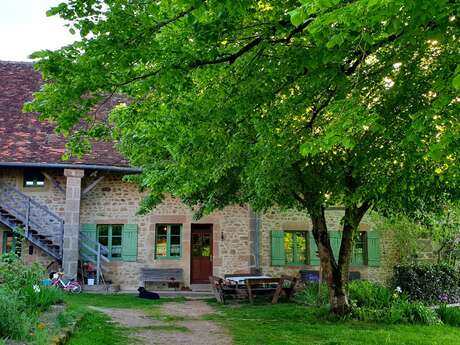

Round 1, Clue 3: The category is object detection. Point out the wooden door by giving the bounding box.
[191,225,213,284]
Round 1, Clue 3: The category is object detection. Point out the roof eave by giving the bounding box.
[0,162,142,174]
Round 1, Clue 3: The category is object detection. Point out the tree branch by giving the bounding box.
[307,86,336,129]
[271,18,315,44]
[190,37,263,68]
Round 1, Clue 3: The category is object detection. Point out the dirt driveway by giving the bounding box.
[90,300,233,345]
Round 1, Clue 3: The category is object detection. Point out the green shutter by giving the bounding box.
[80,224,97,261]
[271,230,285,266]
[329,231,342,261]
[122,224,138,262]
[309,232,320,266]
[2,231,7,254]
[367,231,381,267]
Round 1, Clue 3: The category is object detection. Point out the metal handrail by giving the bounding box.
[0,183,63,221]
[0,183,64,244]
[79,232,111,285]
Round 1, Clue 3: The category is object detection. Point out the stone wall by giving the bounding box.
[258,208,399,284]
[1,168,402,289]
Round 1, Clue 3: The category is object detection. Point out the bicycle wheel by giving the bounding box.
[70,282,82,294]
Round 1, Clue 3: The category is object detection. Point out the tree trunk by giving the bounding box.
[310,202,370,316]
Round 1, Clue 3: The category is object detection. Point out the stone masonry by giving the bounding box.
[62,169,84,278]
[1,168,405,289]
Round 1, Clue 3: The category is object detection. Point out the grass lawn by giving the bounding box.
[209,302,460,345]
[66,310,131,345]
[64,292,184,310]
[64,293,185,345]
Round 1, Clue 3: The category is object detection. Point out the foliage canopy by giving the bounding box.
[26,0,459,216]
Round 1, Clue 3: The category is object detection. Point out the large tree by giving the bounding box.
[26,0,459,314]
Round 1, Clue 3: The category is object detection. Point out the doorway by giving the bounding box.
[190,224,213,284]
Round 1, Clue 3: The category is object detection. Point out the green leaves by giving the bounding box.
[453,65,460,91]
[26,0,460,221]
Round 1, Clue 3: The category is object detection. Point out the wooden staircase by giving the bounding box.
[0,182,110,285]
[0,183,64,260]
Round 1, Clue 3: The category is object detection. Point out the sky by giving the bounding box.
[0,0,76,61]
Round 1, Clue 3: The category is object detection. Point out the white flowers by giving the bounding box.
[33,284,41,293]
[395,286,402,294]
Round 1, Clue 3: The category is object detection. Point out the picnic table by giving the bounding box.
[210,275,297,304]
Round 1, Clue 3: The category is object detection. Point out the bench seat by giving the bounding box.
[140,268,183,284]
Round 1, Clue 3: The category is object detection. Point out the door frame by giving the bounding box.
[190,224,213,284]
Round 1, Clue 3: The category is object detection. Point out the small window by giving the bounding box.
[155,224,182,259]
[284,231,307,265]
[97,224,123,259]
[2,231,21,256]
[352,231,366,266]
[24,170,45,188]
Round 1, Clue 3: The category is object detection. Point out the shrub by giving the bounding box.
[0,290,31,340]
[392,263,460,304]
[0,254,45,292]
[23,285,64,312]
[348,280,392,309]
[0,254,62,340]
[352,299,441,325]
[387,300,441,325]
[436,305,460,327]
[294,283,329,306]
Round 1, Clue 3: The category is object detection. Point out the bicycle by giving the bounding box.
[51,271,82,294]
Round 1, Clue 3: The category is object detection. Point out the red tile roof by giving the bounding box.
[0,61,131,169]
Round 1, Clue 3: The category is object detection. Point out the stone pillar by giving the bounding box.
[62,169,84,278]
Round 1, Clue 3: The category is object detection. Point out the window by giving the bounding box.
[352,232,366,266]
[97,224,123,259]
[81,224,138,262]
[284,231,307,265]
[155,224,182,259]
[24,170,45,188]
[272,230,380,267]
[2,231,21,256]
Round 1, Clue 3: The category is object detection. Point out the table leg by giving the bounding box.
[247,282,254,304]
[272,278,284,304]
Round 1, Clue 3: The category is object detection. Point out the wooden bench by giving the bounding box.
[141,268,183,288]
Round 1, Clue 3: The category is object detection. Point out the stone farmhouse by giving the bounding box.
[0,61,396,290]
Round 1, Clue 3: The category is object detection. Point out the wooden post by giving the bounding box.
[246,280,254,304]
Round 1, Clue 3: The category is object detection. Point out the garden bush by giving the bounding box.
[0,253,63,340]
[347,280,442,325]
[352,299,441,325]
[0,290,31,340]
[348,280,392,309]
[294,283,329,306]
[23,285,64,312]
[436,305,460,327]
[0,253,45,291]
[392,263,460,304]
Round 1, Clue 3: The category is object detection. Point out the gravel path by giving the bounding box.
[92,300,233,345]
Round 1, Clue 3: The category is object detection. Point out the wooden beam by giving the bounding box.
[82,176,105,196]
[41,171,65,195]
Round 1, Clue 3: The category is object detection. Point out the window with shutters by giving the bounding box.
[284,231,308,265]
[272,229,380,267]
[97,224,123,260]
[155,224,182,259]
